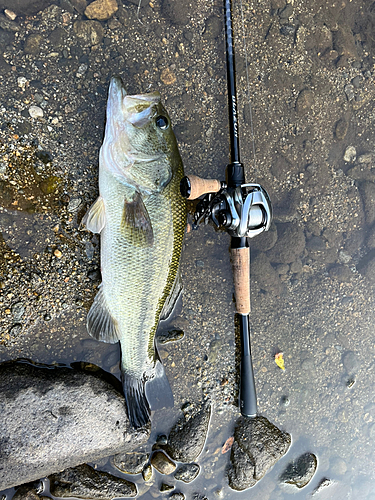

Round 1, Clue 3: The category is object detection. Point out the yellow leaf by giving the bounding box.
[275,352,285,370]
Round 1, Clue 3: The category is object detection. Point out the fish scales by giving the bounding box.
[84,76,186,428]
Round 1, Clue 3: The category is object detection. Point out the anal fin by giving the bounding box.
[87,287,120,344]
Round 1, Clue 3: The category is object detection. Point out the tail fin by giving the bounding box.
[121,359,174,429]
[122,372,150,429]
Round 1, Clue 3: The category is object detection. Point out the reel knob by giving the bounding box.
[217,210,232,228]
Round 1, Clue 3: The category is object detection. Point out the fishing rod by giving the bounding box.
[180,0,272,417]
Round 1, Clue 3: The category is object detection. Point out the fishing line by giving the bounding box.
[137,0,144,24]
[239,0,257,180]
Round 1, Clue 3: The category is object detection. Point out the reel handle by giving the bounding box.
[180,175,223,200]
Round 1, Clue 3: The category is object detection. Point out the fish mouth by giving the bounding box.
[108,76,161,128]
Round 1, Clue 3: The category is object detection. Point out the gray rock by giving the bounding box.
[0,361,148,490]
[295,89,314,115]
[174,463,200,483]
[49,464,137,499]
[251,253,283,295]
[73,20,104,47]
[157,328,184,345]
[12,486,40,500]
[279,452,317,488]
[161,0,191,25]
[0,13,19,31]
[334,117,349,140]
[160,483,174,492]
[163,402,211,462]
[250,222,278,252]
[227,415,291,491]
[329,264,353,283]
[358,252,375,285]
[11,302,25,322]
[342,350,360,373]
[112,452,149,474]
[48,27,67,48]
[24,34,43,55]
[312,477,334,496]
[169,493,185,500]
[358,182,375,225]
[142,463,153,482]
[174,120,201,144]
[203,15,223,40]
[333,24,357,58]
[267,223,305,264]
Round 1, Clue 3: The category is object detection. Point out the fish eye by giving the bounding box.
[156,115,169,130]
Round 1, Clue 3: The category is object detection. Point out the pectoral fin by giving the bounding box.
[122,192,154,247]
[82,196,106,234]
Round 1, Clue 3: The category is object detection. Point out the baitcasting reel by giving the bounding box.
[180,174,272,238]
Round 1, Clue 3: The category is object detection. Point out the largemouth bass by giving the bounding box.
[84,76,186,428]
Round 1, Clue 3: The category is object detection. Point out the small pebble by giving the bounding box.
[142,464,153,482]
[4,9,17,20]
[346,377,355,388]
[54,249,62,258]
[343,145,356,162]
[352,75,361,88]
[151,451,177,475]
[169,493,185,500]
[344,84,355,101]
[67,198,82,211]
[174,463,200,483]
[156,434,168,446]
[76,64,88,78]
[29,106,44,119]
[160,483,174,492]
[160,68,176,85]
[358,153,373,163]
[11,302,25,322]
[9,323,22,337]
[17,77,27,89]
[280,395,290,407]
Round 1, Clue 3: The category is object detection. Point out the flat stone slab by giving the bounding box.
[49,464,137,499]
[0,361,149,490]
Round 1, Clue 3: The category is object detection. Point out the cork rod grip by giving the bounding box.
[231,247,250,315]
[186,175,221,200]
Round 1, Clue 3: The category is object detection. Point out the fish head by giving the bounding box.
[101,76,182,193]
